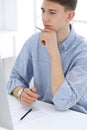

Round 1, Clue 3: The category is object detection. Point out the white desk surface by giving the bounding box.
[0,95,87,130]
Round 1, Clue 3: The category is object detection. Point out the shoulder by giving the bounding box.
[69,26,87,51]
[75,34,87,50]
[21,32,41,51]
[26,32,40,45]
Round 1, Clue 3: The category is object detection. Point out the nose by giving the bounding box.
[42,12,49,22]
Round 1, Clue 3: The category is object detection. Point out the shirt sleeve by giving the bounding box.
[7,38,33,94]
[52,64,87,111]
[52,80,75,110]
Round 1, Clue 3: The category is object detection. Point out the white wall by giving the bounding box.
[0,0,17,31]
[15,0,35,56]
[4,0,17,31]
[0,0,3,30]
[0,0,35,83]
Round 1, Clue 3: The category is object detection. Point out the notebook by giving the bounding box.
[0,58,13,130]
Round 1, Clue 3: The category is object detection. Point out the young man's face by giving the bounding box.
[41,0,72,32]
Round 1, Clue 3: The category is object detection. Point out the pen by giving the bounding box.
[20,108,32,120]
[36,26,46,45]
[36,26,43,31]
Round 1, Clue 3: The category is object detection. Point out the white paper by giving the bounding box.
[8,96,52,126]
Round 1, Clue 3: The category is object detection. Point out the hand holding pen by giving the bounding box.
[36,26,46,45]
[36,26,58,57]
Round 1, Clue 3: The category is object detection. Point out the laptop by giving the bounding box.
[0,58,13,130]
[0,58,34,130]
[0,58,45,130]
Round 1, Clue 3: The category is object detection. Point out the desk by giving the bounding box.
[0,95,87,130]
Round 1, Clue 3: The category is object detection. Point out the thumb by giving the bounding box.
[30,87,37,92]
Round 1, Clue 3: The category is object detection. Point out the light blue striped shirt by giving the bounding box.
[7,25,87,113]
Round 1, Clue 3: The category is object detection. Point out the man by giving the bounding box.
[7,0,87,113]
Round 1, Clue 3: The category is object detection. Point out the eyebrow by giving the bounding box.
[41,7,59,12]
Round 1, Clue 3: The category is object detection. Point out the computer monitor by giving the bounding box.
[0,57,13,130]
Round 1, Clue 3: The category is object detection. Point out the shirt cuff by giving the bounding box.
[52,80,74,111]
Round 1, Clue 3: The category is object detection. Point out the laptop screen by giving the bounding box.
[0,58,13,130]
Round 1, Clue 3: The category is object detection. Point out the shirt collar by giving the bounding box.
[59,24,77,51]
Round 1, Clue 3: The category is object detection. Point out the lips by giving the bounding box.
[44,25,52,29]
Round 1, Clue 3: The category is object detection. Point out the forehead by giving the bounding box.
[41,0,64,10]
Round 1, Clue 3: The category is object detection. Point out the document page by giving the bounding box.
[8,95,54,126]
[8,95,87,130]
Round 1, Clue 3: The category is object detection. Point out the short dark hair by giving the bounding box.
[46,0,77,11]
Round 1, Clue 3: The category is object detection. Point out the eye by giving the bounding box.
[42,10,45,13]
[41,8,45,14]
[50,11,56,14]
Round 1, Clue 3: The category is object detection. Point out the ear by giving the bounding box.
[66,11,75,22]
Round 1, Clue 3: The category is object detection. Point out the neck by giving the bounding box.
[56,24,70,46]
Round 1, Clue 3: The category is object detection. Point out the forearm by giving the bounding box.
[51,52,65,95]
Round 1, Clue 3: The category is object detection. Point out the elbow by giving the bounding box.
[53,99,69,111]
[52,96,77,111]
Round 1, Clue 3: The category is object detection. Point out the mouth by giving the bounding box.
[44,25,52,29]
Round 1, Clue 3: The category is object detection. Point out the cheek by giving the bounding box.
[54,17,66,29]
[54,21,64,30]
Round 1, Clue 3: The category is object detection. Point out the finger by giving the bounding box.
[21,93,37,105]
[21,98,35,106]
[21,90,38,101]
[40,36,46,45]
[42,40,46,45]
[30,87,37,92]
[24,88,40,98]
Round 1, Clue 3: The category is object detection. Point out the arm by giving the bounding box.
[40,29,87,113]
[50,51,65,95]
[7,37,40,105]
[40,29,65,95]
